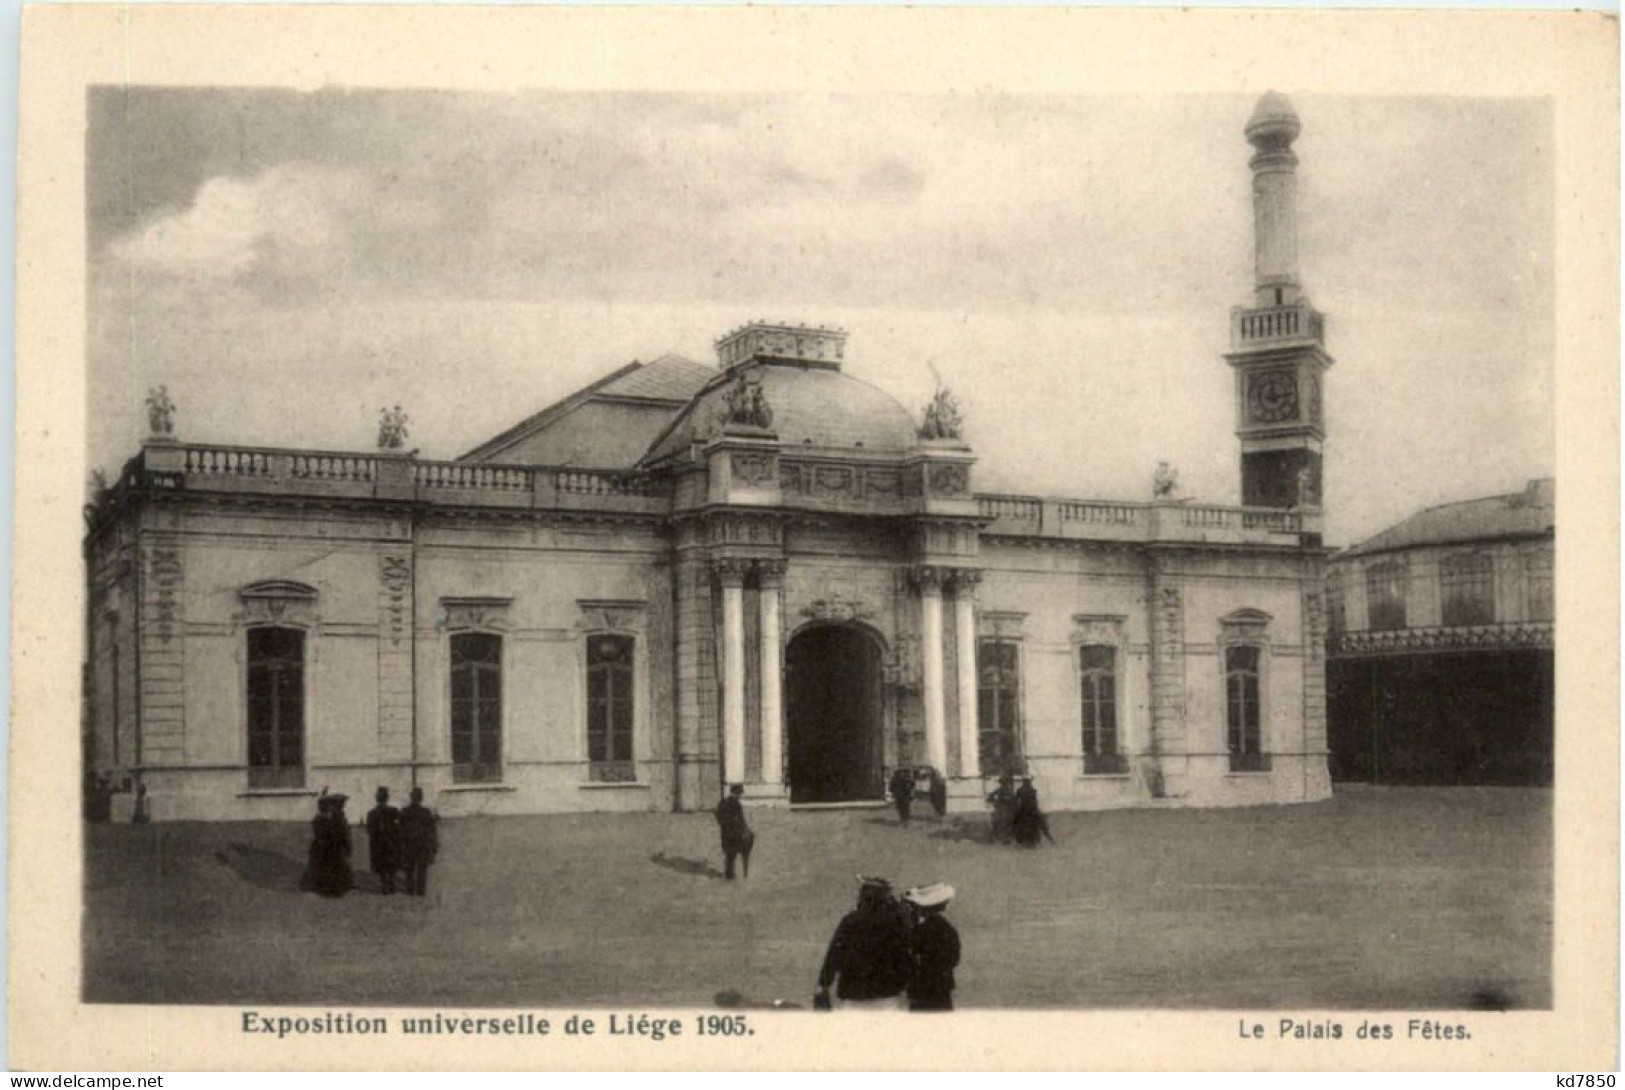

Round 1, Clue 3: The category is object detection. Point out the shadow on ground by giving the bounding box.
[649,851,724,880]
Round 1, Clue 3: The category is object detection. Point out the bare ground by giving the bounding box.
[82,784,1551,1010]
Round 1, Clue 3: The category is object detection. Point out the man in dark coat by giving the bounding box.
[399,786,438,897]
[903,883,961,1011]
[1012,776,1056,848]
[304,792,354,897]
[366,786,403,894]
[816,876,913,1010]
[888,767,914,826]
[714,783,754,879]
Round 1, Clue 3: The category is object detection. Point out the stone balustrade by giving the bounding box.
[105,442,670,516]
[96,442,1319,547]
[1231,301,1325,348]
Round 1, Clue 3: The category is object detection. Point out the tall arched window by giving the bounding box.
[247,627,305,788]
[1366,561,1408,631]
[977,639,1023,776]
[587,634,636,782]
[1079,645,1125,774]
[1440,552,1495,627]
[1226,645,1267,772]
[1525,553,1553,622]
[450,632,503,784]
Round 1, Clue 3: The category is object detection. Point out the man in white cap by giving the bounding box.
[902,883,960,1011]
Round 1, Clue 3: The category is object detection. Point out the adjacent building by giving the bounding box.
[82,94,1337,820]
[1326,479,1555,785]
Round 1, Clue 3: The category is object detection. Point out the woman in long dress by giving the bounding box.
[302,793,354,897]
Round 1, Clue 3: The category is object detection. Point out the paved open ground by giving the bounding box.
[83,785,1551,1009]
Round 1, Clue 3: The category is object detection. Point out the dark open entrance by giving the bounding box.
[785,624,884,804]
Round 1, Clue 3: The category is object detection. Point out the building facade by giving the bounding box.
[83,94,1337,821]
[1325,479,1555,786]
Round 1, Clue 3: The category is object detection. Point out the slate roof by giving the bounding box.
[597,354,716,402]
[642,362,921,465]
[459,353,711,462]
[1344,479,1555,558]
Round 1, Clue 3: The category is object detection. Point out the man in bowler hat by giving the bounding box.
[714,783,754,880]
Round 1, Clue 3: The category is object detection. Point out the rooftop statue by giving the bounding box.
[1153,461,1179,499]
[919,371,963,441]
[146,385,176,437]
[378,405,411,450]
[721,368,774,431]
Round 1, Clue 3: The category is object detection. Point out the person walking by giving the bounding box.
[902,883,961,1011]
[714,783,755,879]
[1012,776,1056,847]
[888,767,915,826]
[399,786,438,897]
[816,876,914,1011]
[303,791,354,897]
[365,786,403,894]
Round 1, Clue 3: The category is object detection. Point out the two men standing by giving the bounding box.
[350,784,437,898]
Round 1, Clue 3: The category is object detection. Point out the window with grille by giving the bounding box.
[977,638,1023,776]
[1079,645,1126,774]
[587,634,636,782]
[247,627,305,788]
[1525,554,1553,622]
[1365,562,1408,631]
[450,632,503,784]
[1440,553,1495,627]
[1226,645,1269,772]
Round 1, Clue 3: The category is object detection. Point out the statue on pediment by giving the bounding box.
[721,368,774,431]
[146,385,176,436]
[1153,461,1179,499]
[919,371,963,441]
[378,405,411,450]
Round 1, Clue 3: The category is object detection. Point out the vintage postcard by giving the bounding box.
[10,4,1619,1072]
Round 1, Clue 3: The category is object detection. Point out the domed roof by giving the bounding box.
[642,362,921,464]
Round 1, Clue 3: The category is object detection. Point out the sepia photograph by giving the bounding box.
[12,5,1617,1072]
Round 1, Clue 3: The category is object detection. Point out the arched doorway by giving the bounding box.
[785,624,884,804]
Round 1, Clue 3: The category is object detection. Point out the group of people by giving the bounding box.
[817,876,960,1011]
[987,774,1056,847]
[302,785,439,898]
[886,766,947,826]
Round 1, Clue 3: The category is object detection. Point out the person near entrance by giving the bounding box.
[987,774,1017,845]
[816,876,913,1010]
[715,783,755,880]
[902,883,960,1011]
[888,767,915,826]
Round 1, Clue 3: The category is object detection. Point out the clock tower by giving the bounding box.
[1226,92,1333,510]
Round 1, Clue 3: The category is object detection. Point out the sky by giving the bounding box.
[86,88,1554,547]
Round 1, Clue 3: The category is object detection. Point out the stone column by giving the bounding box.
[917,567,949,775]
[715,559,749,787]
[757,560,786,786]
[952,570,981,779]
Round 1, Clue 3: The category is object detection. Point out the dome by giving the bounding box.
[642,362,921,464]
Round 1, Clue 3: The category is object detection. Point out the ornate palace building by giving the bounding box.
[83,94,1337,820]
[1326,479,1555,785]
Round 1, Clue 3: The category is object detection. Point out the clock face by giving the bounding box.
[1248,371,1299,424]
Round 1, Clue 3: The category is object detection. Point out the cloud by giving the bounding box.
[110,166,360,290]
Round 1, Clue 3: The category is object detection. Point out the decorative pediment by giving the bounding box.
[1072,613,1127,646]
[979,610,1027,639]
[441,596,512,632]
[237,579,316,627]
[1219,607,1273,642]
[802,595,872,624]
[578,599,647,633]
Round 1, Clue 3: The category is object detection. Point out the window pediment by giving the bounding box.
[239,580,318,627]
[441,596,512,632]
[577,599,647,633]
